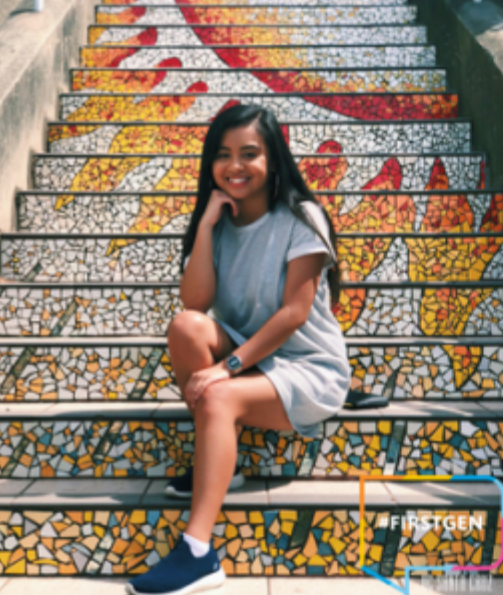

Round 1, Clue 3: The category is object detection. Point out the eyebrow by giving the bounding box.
[218,144,261,151]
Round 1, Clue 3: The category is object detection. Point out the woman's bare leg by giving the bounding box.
[167,310,244,440]
[184,370,294,543]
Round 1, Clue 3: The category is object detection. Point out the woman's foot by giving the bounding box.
[126,534,225,595]
[165,463,245,499]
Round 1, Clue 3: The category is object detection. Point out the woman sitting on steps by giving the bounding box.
[126,104,351,595]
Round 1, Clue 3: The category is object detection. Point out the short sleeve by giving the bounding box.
[286,202,336,269]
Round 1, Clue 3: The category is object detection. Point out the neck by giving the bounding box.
[230,193,269,227]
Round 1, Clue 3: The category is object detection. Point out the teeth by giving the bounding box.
[229,178,248,183]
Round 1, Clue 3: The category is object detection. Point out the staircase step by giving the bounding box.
[0,336,501,402]
[16,189,500,234]
[95,5,418,26]
[0,478,499,576]
[80,45,437,70]
[1,282,502,338]
[71,67,446,95]
[3,231,502,283]
[60,92,458,124]
[0,401,501,479]
[47,120,469,156]
[32,153,483,193]
[101,0,412,5]
[88,24,428,47]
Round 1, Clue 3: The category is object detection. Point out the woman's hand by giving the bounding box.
[184,361,232,412]
[200,189,239,229]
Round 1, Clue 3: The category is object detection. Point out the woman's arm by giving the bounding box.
[184,251,327,406]
[180,191,238,312]
[179,222,216,312]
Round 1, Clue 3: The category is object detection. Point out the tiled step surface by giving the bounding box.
[1,282,503,338]
[2,232,502,283]
[46,121,469,155]
[88,24,428,46]
[71,67,447,94]
[0,336,502,401]
[60,92,458,123]
[102,0,412,5]
[80,45,437,70]
[94,5,418,26]
[17,191,499,234]
[32,153,484,193]
[0,401,502,478]
[0,479,500,576]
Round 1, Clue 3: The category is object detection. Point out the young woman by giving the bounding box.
[126,105,351,595]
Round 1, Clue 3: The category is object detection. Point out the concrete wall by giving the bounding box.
[0,0,99,232]
[417,0,503,187]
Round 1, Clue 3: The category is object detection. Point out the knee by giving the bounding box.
[167,309,209,344]
[195,382,233,420]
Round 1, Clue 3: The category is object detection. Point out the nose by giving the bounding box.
[228,155,244,172]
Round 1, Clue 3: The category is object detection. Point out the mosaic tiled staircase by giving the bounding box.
[1,0,503,582]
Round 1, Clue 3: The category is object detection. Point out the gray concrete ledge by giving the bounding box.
[0,0,99,232]
[417,0,503,187]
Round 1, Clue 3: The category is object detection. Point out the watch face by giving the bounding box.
[227,355,242,371]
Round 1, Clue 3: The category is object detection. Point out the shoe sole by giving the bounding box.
[164,472,246,499]
[125,567,226,595]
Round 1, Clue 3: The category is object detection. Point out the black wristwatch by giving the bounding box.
[225,354,243,376]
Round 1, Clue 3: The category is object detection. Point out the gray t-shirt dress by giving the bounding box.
[189,200,351,438]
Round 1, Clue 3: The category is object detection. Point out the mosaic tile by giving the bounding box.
[396,421,503,477]
[32,154,482,194]
[0,419,392,478]
[0,346,175,402]
[349,344,503,398]
[80,45,437,70]
[0,287,182,337]
[18,191,496,236]
[493,513,501,576]
[47,121,467,156]
[2,282,501,338]
[0,506,497,576]
[95,6,418,27]
[72,67,446,95]
[0,237,183,282]
[102,0,410,5]
[60,92,457,124]
[0,507,390,576]
[88,25,427,47]
[393,509,489,576]
[0,341,502,402]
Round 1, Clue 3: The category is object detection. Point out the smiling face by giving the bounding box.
[211,122,272,205]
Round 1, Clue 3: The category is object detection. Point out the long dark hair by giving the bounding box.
[181,104,341,305]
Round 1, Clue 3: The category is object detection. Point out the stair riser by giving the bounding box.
[102,0,411,5]
[72,68,446,95]
[16,191,498,235]
[3,234,502,284]
[89,25,428,47]
[0,506,498,577]
[80,46,436,70]
[32,154,481,193]
[1,286,502,338]
[95,6,417,26]
[47,121,467,156]
[61,93,457,124]
[80,46,436,69]
[0,417,501,478]
[0,343,501,401]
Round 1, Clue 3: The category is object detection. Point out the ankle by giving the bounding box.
[183,531,210,557]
